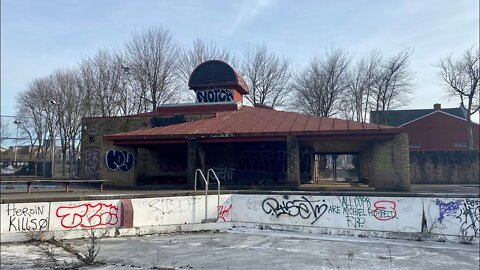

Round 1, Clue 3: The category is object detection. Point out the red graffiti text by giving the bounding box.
[56,203,119,229]
[217,204,233,222]
[372,200,397,221]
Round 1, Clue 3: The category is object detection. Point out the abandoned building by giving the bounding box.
[81,60,411,191]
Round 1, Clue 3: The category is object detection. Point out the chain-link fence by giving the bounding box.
[1,115,81,179]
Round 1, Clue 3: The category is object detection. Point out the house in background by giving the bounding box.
[371,104,479,184]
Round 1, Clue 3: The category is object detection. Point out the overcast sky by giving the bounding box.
[1,0,479,120]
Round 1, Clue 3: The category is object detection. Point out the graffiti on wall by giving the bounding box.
[55,203,119,229]
[262,196,328,225]
[236,150,310,174]
[196,89,234,103]
[217,196,233,222]
[299,150,311,176]
[1,162,36,176]
[158,156,186,173]
[211,167,235,184]
[85,148,100,179]
[105,149,135,172]
[233,143,312,185]
[456,198,479,237]
[435,199,461,224]
[150,115,186,128]
[148,198,193,215]
[240,195,405,230]
[237,150,287,173]
[372,201,397,221]
[4,204,48,232]
[3,196,477,241]
[339,196,372,228]
[429,198,480,238]
[340,197,397,228]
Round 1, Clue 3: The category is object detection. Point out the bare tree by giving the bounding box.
[179,38,235,84]
[16,76,58,161]
[438,47,480,149]
[240,43,291,107]
[341,51,381,122]
[51,69,84,177]
[125,26,180,112]
[15,116,39,159]
[178,38,236,102]
[292,48,350,117]
[78,49,124,117]
[371,49,413,124]
[0,117,11,146]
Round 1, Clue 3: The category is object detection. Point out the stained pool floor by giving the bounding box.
[1,228,479,270]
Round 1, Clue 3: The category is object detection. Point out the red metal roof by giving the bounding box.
[104,106,401,144]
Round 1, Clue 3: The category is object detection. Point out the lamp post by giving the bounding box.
[50,99,58,178]
[13,120,23,164]
[121,65,130,115]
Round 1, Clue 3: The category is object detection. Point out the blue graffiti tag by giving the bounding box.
[105,150,135,172]
[435,199,461,224]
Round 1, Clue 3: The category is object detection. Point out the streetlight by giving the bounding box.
[121,65,131,115]
[13,120,23,164]
[50,99,58,178]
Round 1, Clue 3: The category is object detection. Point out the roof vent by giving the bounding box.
[433,103,441,110]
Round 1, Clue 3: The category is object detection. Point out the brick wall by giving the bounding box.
[81,116,148,187]
[81,114,213,187]
[410,150,479,184]
[361,133,410,191]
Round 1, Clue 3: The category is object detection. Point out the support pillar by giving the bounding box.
[287,135,300,189]
[187,139,198,185]
[369,133,410,191]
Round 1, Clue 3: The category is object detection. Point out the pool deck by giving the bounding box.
[1,180,478,203]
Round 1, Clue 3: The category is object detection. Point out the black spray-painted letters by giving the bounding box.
[196,89,234,103]
[262,196,328,224]
[6,204,48,232]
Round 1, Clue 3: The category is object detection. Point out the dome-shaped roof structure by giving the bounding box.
[188,60,249,94]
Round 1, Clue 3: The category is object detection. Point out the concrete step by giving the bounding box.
[202,218,218,223]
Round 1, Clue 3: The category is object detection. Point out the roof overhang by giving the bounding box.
[105,128,401,145]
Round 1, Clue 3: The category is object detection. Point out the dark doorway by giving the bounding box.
[314,153,359,182]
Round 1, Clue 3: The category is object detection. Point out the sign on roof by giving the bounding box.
[196,89,234,103]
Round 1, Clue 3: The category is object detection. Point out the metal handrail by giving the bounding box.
[194,169,209,221]
[207,168,221,220]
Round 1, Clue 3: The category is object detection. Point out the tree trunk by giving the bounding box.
[466,115,474,149]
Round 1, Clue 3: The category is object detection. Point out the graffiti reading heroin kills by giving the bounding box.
[55,203,119,229]
[262,196,328,224]
[6,204,48,232]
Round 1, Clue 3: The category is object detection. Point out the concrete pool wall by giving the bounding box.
[1,194,478,243]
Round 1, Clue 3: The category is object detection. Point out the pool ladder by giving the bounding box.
[194,168,221,223]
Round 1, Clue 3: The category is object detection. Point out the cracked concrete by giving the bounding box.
[1,228,479,270]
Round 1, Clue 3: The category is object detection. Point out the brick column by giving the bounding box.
[287,135,300,189]
[370,133,410,191]
[187,139,198,185]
